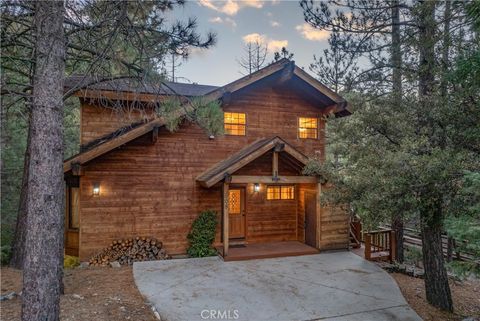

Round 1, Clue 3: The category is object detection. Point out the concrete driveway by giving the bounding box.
[133,252,421,321]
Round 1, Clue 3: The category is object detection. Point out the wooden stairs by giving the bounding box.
[350,218,362,249]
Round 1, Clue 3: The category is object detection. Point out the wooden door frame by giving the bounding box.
[228,185,246,240]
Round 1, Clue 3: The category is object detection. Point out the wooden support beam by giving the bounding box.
[274,143,285,152]
[365,234,372,260]
[272,151,279,180]
[151,126,159,144]
[223,182,229,257]
[231,175,317,184]
[71,162,84,176]
[316,183,322,249]
[390,230,396,263]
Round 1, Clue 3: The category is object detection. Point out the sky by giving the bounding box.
[166,0,331,86]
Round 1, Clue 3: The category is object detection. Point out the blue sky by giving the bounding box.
[167,0,331,86]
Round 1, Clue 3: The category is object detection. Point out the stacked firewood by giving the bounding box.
[89,237,169,266]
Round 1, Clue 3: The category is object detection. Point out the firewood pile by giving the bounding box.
[89,237,169,266]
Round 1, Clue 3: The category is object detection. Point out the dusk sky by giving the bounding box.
[167,0,331,86]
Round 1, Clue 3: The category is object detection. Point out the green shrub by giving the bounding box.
[187,210,218,257]
[64,255,80,268]
[1,245,12,265]
[404,246,423,267]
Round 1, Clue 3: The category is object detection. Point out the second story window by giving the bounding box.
[224,112,246,136]
[298,117,318,139]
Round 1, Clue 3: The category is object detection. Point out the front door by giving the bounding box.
[228,188,245,239]
[305,192,317,247]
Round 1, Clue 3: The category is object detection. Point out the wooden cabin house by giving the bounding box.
[63,59,351,261]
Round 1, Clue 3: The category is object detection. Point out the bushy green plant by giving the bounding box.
[155,97,224,137]
[156,97,183,132]
[404,246,423,268]
[190,98,224,137]
[64,255,80,269]
[1,245,12,265]
[302,158,330,184]
[187,210,218,257]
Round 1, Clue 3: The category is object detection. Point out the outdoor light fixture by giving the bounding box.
[93,183,100,196]
[254,183,260,192]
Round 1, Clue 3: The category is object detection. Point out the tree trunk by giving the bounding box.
[417,0,453,311]
[391,214,404,263]
[389,2,405,264]
[391,0,402,104]
[446,236,454,262]
[10,118,32,269]
[421,218,453,312]
[21,1,66,321]
[440,0,451,98]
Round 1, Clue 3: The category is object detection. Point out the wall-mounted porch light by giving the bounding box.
[93,182,100,196]
[254,183,260,192]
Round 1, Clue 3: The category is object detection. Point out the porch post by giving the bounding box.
[223,182,229,257]
[272,151,278,179]
[316,182,322,249]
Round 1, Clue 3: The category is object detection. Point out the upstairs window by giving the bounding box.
[298,117,318,139]
[224,112,246,136]
[267,186,295,200]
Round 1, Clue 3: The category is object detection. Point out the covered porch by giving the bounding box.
[197,137,324,261]
[215,240,319,262]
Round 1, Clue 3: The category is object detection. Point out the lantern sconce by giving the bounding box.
[254,183,260,192]
[93,183,100,197]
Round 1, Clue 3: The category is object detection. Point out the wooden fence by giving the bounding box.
[364,230,396,262]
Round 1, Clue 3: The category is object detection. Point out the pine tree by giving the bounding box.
[2,0,216,271]
[309,28,358,93]
[273,47,294,62]
[301,0,479,311]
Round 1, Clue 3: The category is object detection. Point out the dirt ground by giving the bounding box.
[392,273,480,321]
[0,266,157,321]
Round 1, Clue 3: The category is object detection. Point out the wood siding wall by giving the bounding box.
[77,84,346,260]
[80,100,154,145]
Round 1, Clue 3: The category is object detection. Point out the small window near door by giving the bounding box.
[266,186,295,200]
[228,189,241,214]
[298,117,318,139]
[224,112,246,136]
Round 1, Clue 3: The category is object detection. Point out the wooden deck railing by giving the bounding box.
[364,229,396,263]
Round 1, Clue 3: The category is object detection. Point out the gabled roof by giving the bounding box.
[196,136,309,188]
[65,75,218,97]
[64,59,349,173]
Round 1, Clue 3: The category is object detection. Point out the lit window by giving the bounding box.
[224,112,246,136]
[298,117,318,139]
[267,186,295,200]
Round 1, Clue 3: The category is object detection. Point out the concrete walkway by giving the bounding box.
[133,252,421,321]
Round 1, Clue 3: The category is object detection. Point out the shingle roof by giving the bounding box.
[196,137,273,183]
[64,59,349,173]
[64,75,218,97]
